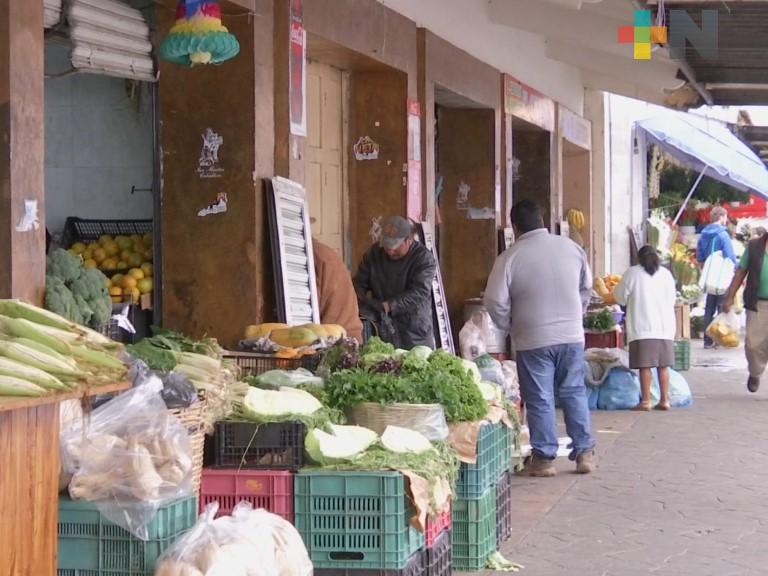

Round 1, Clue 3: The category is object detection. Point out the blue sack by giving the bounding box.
[651,369,693,408]
[597,368,641,410]
[587,386,600,410]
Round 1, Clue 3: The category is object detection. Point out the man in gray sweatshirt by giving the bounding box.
[484,200,596,476]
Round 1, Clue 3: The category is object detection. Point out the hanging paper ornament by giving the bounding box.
[160,0,240,66]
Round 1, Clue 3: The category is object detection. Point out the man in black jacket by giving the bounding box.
[354,216,436,349]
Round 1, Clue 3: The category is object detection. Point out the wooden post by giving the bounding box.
[0,0,46,303]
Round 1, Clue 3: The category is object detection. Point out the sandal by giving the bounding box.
[654,402,671,411]
[632,402,652,412]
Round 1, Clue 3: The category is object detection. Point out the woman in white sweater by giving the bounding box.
[614,246,678,411]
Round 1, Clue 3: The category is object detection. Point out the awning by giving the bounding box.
[636,113,768,199]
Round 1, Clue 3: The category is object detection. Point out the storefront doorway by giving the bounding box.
[306,60,346,257]
[511,117,554,228]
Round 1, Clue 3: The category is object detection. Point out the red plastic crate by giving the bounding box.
[425,505,451,548]
[199,468,294,522]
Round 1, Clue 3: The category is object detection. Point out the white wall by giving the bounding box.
[604,93,650,274]
[377,0,585,114]
[44,41,154,235]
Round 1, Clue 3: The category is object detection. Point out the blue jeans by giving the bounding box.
[517,343,595,461]
[704,294,725,347]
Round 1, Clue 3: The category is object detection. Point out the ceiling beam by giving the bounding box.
[546,39,685,90]
[705,83,768,90]
[696,68,768,84]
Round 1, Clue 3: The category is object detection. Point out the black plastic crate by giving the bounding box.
[210,421,305,470]
[496,469,513,544]
[314,549,425,576]
[61,217,153,248]
[224,351,321,378]
[426,529,451,576]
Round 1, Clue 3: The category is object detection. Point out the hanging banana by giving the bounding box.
[567,209,586,230]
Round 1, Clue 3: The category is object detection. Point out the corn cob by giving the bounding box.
[12,338,78,369]
[0,356,67,390]
[0,341,84,379]
[0,299,76,332]
[70,345,126,372]
[0,315,72,356]
[0,375,47,397]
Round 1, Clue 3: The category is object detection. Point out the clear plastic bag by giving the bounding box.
[500,361,521,403]
[475,354,505,388]
[155,502,313,576]
[706,311,741,348]
[61,377,194,540]
[255,368,324,390]
[459,315,487,360]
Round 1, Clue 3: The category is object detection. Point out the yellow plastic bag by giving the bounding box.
[706,312,741,348]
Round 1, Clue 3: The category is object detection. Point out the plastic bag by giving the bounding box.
[706,311,741,347]
[587,386,599,411]
[699,250,735,296]
[651,369,693,408]
[61,377,194,540]
[500,361,521,403]
[597,368,640,410]
[475,354,505,388]
[255,368,323,390]
[154,502,313,576]
[459,316,487,360]
[129,359,199,409]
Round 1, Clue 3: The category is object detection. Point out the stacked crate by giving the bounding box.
[295,470,425,575]
[674,339,691,372]
[452,421,503,571]
[56,495,197,576]
[424,504,452,576]
[201,419,304,521]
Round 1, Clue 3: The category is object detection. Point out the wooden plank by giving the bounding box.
[0,402,59,576]
[0,380,130,413]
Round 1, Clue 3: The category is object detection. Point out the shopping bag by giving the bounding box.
[699,250,735,296]
[706,311,741,347]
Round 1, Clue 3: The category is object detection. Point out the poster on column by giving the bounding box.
[289,0,306,136]
[407,101,422,221]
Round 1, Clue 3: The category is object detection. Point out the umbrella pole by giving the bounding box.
[672,165,709,225]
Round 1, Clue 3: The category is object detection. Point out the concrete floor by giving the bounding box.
[482,344,766,576]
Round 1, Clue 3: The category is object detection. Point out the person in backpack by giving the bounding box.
[614,246,678,411]
[723,229,768,393]
[696,207,738,349]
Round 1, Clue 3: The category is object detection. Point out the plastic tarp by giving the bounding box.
[636,113,768,199]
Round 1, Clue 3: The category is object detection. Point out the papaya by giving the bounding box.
[270,327,319,348]
[244,323,289,340]
[301,323,331,339]
[323,324,347,340]
[275,347,300,359]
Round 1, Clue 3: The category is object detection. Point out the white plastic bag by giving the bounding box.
[459,313,488,360]
[699,250,735,296]
[706,311,741,347]
[155,502,313,576]
[61,377,194,540]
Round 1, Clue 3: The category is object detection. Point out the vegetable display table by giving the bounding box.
[0,381,129,576]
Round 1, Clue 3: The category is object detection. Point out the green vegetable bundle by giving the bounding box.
[324,340,488,422]
[583,308,616,332]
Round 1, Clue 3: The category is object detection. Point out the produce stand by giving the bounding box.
[0,381,129,576]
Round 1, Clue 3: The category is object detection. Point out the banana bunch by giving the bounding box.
[567,209,586,231]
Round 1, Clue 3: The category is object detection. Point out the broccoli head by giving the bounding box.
[46,248,83,284]
[45,276,79,323]
[70,267,113,328]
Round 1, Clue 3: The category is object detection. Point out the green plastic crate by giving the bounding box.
[57,496,197,576]
[674,339,690,371]
[294,470,424,570]
[452,486,497,571]
[456,422,502,498]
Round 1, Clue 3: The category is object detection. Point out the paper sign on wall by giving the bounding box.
[289,0,307,136]
[198,192,228,217]
[457,181,470,210]
[198,128,224,178]
[370,216,383,243]
[354,136,380,161]
[15,199,40,232]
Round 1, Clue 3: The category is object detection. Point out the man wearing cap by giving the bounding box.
[353,216,437,349]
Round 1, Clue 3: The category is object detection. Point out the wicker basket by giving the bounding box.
[346,402,449,441]
[168,399,207,493]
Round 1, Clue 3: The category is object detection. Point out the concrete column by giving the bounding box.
[0,0,45,302]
